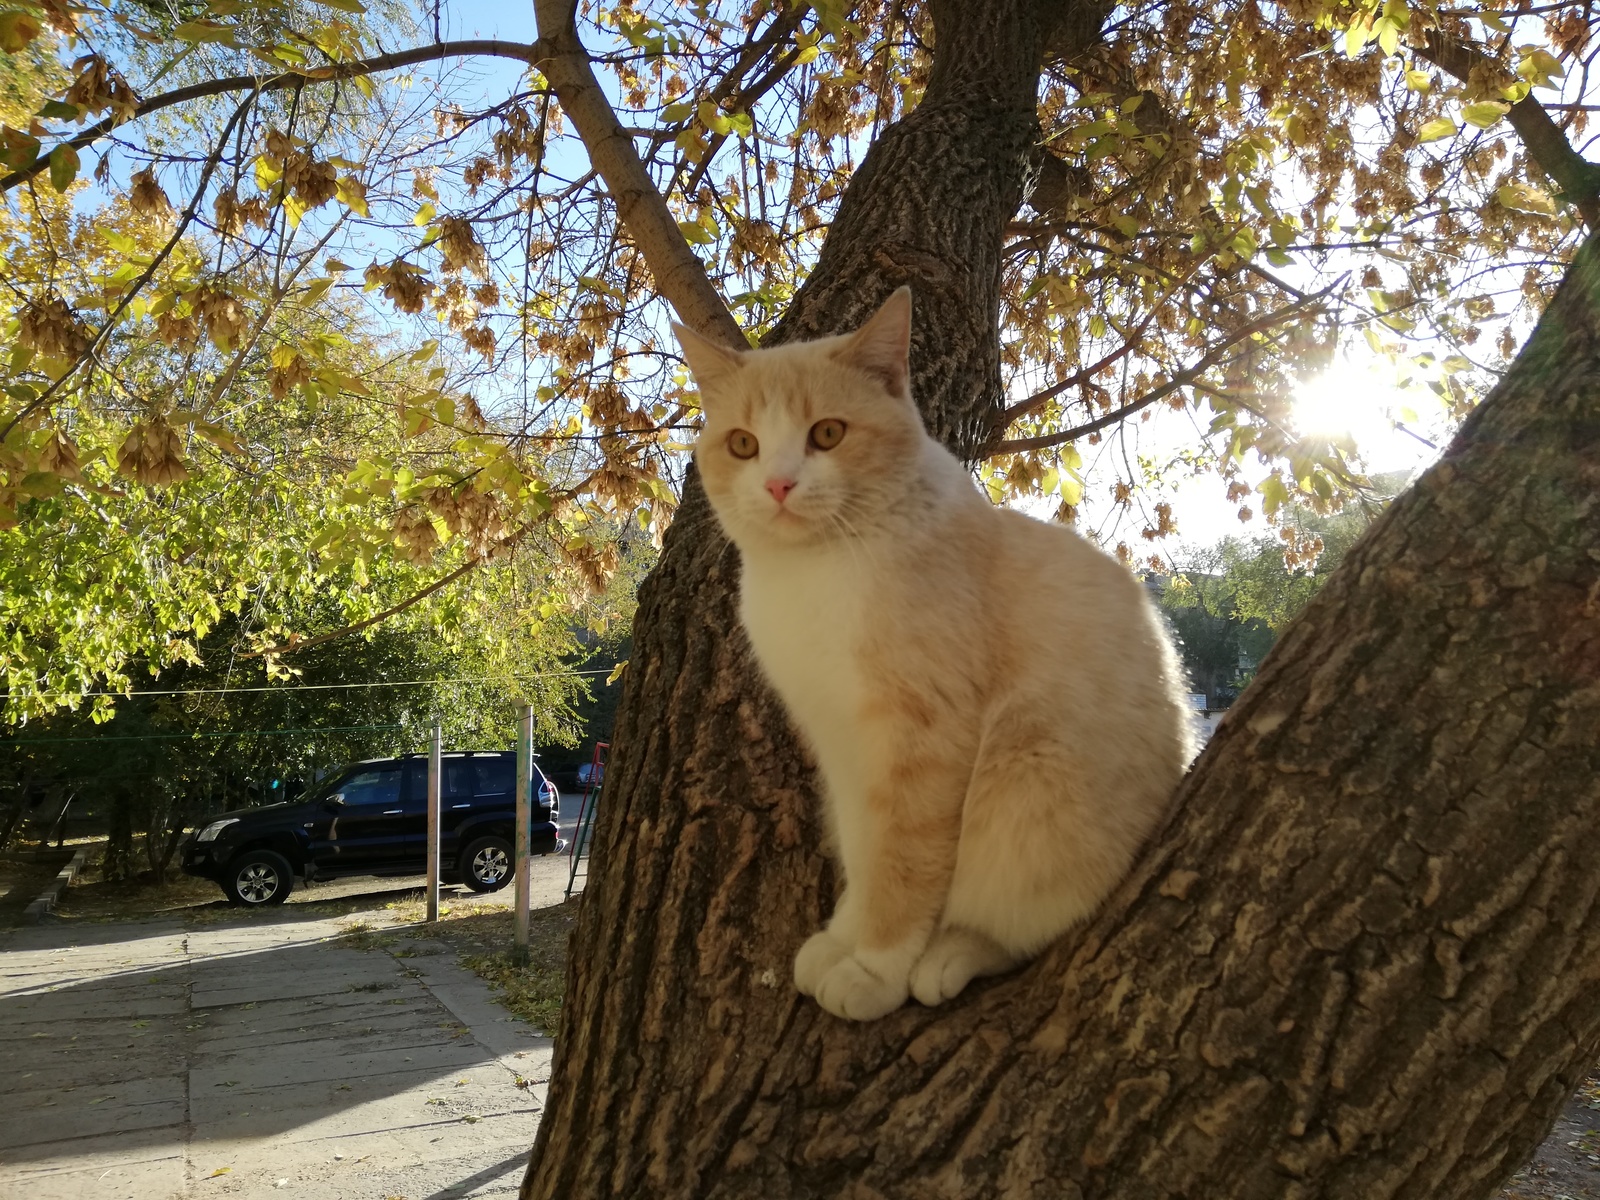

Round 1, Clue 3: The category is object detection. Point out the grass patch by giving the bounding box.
[421,902,576,1036]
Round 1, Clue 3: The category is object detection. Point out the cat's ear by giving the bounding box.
[834,286,911,399]
[672,321,746,398]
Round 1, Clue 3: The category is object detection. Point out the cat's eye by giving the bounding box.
[727,429,759,459]
[808,419,847,451]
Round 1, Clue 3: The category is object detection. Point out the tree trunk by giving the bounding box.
[525,5,1600,1198]
[0,765,32,850]
[524,1,1069,1193]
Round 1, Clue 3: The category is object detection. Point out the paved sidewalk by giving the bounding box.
[0,912,552,1199]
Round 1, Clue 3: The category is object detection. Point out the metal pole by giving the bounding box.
[426,718,441,923]
[513,702,533,964]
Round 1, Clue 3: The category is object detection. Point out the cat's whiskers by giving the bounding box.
[822,505,884,582]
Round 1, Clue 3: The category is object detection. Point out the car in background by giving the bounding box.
[181,751,561,907]
[575,760,605,788]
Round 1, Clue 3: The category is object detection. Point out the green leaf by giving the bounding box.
[173,20,238,43]
[1417,116,1457,143]
[307,0,366,11]
[48,144,79,193]
[1404,69,1431,93]
[660,101,693,123]
[38,100,82,122]
[1258,474,1290,515]
[0,127,40,171]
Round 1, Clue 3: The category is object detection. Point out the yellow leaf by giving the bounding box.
[254,154,281,189]
[676,219,714,246]
[1375,18,1399,57]
[1417,116,1456,143]
[1461,101,1509,129]
[336,176,369,217]
[0,10,43,52]
[1496,182,1557,216]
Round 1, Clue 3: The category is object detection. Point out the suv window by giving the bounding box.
[475,758,514,797]
[340,768,401,807]
[443,759,476,800]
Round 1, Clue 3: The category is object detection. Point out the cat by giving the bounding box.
[674,287,1195,1021]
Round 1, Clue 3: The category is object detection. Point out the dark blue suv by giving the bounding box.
[181,751,560,907]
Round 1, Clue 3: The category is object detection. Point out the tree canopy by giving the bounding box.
[1,0,1595,704]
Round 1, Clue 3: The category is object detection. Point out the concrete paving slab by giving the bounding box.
[0,1143,187,1200]
[0,910,551,1199]
[196,1007,452,1055]
[4,1075,187,1149]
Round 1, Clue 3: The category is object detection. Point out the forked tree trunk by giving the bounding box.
[524,3,1600,1196]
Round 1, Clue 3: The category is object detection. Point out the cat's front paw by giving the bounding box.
[794,931,848,996]
[813,955,909,1021]
[909,928,1015,1007]
[909,939,980,1007]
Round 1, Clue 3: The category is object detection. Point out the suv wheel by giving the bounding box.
[459,835,513,893]
[222,850,295,907]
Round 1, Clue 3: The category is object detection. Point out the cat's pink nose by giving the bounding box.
[765,478,797,504]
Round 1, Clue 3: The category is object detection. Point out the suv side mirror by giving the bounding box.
[322,793,346,812]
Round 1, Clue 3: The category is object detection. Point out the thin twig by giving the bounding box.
[986,293,1330,457]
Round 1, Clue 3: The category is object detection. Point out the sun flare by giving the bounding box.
[1290,362,1430,469]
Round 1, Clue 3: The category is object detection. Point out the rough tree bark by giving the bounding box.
[524,2,1600,1196]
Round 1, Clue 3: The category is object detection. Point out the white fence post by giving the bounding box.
[514,702,533,964]
[427,718,441,922]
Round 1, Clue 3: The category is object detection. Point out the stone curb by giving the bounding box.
[22,847,87,922]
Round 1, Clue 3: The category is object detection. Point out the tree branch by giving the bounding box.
[533,0,745,346]
[995,307,1164,429]
[0,93,255,442]
[0,40,544,194]
[986,295,1327,456]
[237,557,481,661]
[1417,28,1600,229]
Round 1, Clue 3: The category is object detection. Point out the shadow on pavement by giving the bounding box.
[0,910,548,1198]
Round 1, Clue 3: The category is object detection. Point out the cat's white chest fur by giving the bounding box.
[738,544,874,788]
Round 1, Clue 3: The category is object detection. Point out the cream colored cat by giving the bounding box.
[675,288,1194,1021]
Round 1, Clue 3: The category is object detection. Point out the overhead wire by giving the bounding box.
[12,668,616,701]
